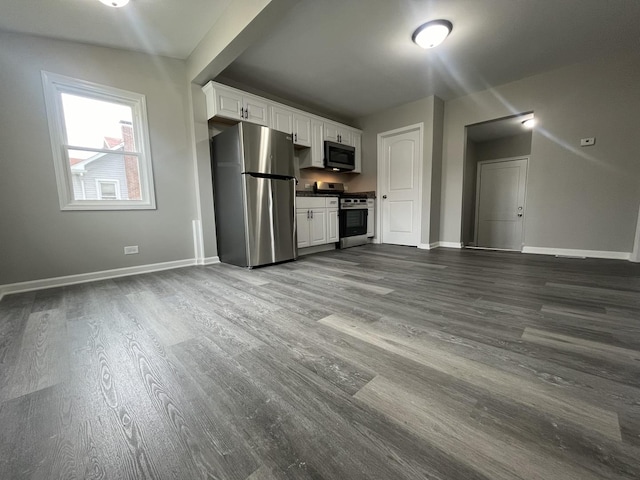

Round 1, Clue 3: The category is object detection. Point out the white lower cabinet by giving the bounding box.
[296,196,339,248]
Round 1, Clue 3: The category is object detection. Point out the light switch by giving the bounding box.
[580,137,595,147]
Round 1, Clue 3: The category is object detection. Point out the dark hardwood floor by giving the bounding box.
[1,245,640,479]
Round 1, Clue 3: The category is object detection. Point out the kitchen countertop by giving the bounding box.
[296,190,376,198]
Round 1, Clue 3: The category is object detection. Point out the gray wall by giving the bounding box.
[0,31,197,285]
[355,96,443,245]
[441,51,640,253]
[474,132,532,163]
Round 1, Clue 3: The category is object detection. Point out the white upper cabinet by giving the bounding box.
[203,82,270,127]
[324,122,352,145]
[202,81,361,172]
[271,105,294,134]
[292,113,312,147]
[270,105,312,147]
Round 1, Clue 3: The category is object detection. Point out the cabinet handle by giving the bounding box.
[338,134,341,143]
[241,107,244,118]
[310,210,314,219]
[294,133,297,142]
[244,107,249,119]
[307,210,310,219]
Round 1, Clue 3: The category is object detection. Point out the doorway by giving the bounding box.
[377,123,423,246]
[461,113,533,248]
[475,157,528,250]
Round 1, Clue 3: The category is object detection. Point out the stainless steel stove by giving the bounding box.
[314,182,373,249]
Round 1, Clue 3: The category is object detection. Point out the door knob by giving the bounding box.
[382,195,387,199]
[517,212,523,217]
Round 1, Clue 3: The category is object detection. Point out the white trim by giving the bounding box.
[522,246,631,260]
[0,259,198,300]
[41,70,156,211]
[192,220,204,264]
[376,122,424,246]
[298,244,336,256]
[437,241,463,249]
[631,203,640,263]
[417,242,439,250]
[203,256,220,265]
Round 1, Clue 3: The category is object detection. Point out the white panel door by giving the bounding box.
[476,158,528,250]
[380,128,421,246]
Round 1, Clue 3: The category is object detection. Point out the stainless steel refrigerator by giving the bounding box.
[210,122,297,268]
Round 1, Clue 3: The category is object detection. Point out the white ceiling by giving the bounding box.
[2,0,639,121]
[0,0,233,59]
[219,0,640,120]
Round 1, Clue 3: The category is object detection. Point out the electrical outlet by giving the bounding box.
[305,184,311,189]
[124,245,139,255]
[580,137,595,147]
[344,185,349,191]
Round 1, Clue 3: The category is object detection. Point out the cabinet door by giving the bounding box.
[327,208,339,243]
[310,209,327,246]
[351,131,362,173]
[293,113,312,147]
[367,207,374,237]
[310,119,324,168]
[324,122,352,144]
[296,210,310,248]
[337,127,352,145]
[324,122,339,143]
[244,95,270,126]
[271,105,294,134]
[216,87,243,120]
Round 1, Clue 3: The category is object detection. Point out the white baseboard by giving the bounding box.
[522,246,631,260]
[203,256,220,265]
[298,244,336,256]
[437,241,463,249]
[0,258,199,300]
[417,242,439,250]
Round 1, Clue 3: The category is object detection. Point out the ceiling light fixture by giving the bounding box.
[99,0,130,7]
[412,20,453,49]
[522,118,536,129]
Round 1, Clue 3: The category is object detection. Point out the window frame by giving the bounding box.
[41,71,156,210]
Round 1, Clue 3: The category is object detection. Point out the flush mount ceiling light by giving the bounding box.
[99,0,129,7]
[412,19,453,49]
[522,118,536,129]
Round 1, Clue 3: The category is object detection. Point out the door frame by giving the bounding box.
[474,156,529,250]
[376,123,424,245]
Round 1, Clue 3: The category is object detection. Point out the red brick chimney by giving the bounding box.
[120,120,141,200]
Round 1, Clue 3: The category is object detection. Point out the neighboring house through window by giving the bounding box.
[41,71,156,210]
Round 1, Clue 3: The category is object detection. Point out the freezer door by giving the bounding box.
[240,123,295,177]
[243,174,297,267]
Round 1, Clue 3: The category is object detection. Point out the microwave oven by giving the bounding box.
[324,141,355,171]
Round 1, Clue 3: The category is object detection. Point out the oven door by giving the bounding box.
[339,208,368,237]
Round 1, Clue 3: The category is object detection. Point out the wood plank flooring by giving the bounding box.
[1,245,640,479]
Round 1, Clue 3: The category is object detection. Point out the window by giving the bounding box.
[42,71,156,210]
[96,180,121,200]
